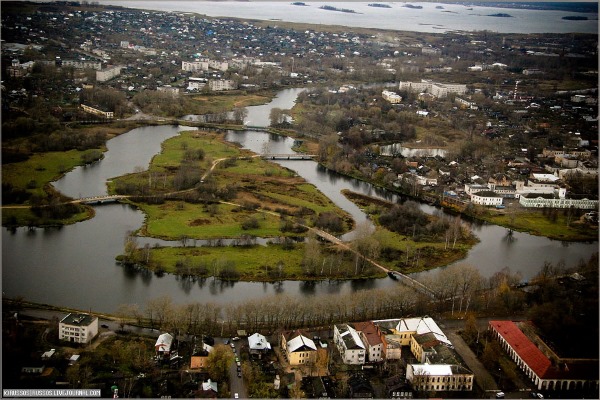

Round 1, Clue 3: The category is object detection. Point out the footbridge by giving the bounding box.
[261,153,316,160]
[72,195,130,204]
[311,228,435,298]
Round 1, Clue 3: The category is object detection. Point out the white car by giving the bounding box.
[234,393,239,399]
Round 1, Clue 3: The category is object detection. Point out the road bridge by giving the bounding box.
[72,195,130,205]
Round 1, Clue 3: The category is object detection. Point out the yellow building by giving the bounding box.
[281,330,317,366]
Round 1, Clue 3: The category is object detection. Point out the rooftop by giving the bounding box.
[60,313,97,327]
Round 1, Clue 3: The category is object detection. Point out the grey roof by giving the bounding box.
[60,313,96,327]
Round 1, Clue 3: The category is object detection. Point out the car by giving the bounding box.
[237,366,241,372]
[234,393,239,399]
[224,339,229,345]
[232,336,240,341]
[237,372,242,378]
[236,361,241,367]
[536,394,544,399]
[496,392,505,399]
[101,324,109,329]
[230,343,235,348]
[235,357,239,362]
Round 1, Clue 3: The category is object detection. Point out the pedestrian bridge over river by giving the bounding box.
[260,153,316,160]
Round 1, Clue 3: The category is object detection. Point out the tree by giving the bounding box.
[350,222,380,275]
[233,107,248,124]
[206,344,234,382]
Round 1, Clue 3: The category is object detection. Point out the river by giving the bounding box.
[2,88,597,314]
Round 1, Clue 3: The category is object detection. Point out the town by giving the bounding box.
[1,1,598,399]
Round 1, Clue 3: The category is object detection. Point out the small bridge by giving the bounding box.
[261,153,316,160]
[311,228,435,298]
[72,195,129,205]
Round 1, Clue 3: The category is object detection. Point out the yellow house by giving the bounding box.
[281,330,317,366]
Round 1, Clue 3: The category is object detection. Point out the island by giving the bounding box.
[368,3,392,8]
[562,16,589,21]
[291,2,307,6]
[403,4,423,9]
[487,13,513,18]
[319,5,358,13]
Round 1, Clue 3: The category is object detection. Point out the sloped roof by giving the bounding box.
[286,333,317,353]
[489,321,551,377]
[248,332,271,351]
[202,379,217,392]
[155,333,173,352]
[353,321,383,346]
[396,317,451,346]
[336,324,365,350]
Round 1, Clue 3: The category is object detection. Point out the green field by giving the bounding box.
[139,201,284,239]
[141,244,306,280]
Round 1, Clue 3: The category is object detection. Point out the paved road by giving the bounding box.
[446,330,499,392]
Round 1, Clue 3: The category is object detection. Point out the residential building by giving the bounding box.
[61,59,102,70]
[280,330,317,366]
[333,324,366,365]
[407,364,474,392]
[155,333,174,357]
[399,80,467,98]
[209,79,237,91]
[187,77,207,91]
[382,90,402,104]
[80,104,114,119]
[348,373,375,398]
[96,65,122,82]
[354,321,385,363]
[489,321,599,392]
[182,60,208,72]
[248,332,271,358]
[209,59,229,71]
[373,317,451,347]
[157,85,180,96]
[383,334,402,360]
[58,313,98,344]
[410,332,441,363]
[470,190,503,206]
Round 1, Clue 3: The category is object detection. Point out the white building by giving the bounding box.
[59,313,98,344]
[248,332,271,357]
[373,317,450,347]
[62,59,102,71]
[399,80,467,98]
[155,333,174,356]
[81,104,114,119]
[187,77,207,91]
[470,190,503,206]
[157,85,180,96]
[209,79,237,91]
[333,324,366,365]
[407,364,474,392]
[519,194,598,210]
[96,65,122,82]
[182,60,209,72]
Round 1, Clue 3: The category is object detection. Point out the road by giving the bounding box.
[218,337,247,399]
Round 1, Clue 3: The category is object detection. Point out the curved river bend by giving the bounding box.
[3,89,597,313]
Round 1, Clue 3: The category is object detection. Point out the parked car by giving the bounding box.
[496,392,505,399]
[224,339,229,345]
[232,336,240,341]
[237,372,242,378]
[234,393,239,399]
[230,343,235,348]
[101,324,109,329]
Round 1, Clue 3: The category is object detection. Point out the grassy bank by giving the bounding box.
[342,190,478,274]
[477,208,598,241]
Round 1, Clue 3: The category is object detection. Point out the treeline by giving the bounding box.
[113,255,597,337]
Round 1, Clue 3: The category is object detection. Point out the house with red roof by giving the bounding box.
[489,321,598,393]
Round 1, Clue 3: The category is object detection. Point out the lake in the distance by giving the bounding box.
[95,1,598,34]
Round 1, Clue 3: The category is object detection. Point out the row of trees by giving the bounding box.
[111,257,575,337]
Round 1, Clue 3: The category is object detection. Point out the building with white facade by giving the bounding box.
[182,60,209,72]
[399,80,467,98]
[187,77,207,91]
[248,332,271,358]
[489,321,598,393]
[354,321,385,363]
[59,313,98,344]
[333,324,366,365]
[61,59,102,70]
[407,364,474,392]
[470,190,503,206]
[157,85,180,96]
[519,193,598,209]
[209,79,237,91]
[96,65,122,82]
